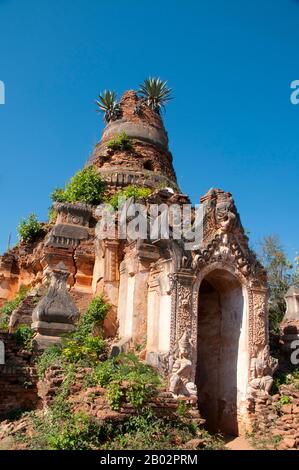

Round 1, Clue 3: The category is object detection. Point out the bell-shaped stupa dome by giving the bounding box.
[86,90,179,192]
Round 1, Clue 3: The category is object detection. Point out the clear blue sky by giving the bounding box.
[0,0,298,259]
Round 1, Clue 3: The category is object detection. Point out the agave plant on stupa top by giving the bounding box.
[96,90,121,123]
[138,77,172,114]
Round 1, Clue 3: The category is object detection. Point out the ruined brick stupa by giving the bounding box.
[0,89,277,435]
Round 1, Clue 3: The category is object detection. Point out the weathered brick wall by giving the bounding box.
[250,384,299,449]
[0,332,39,417]
[39,366,203,426]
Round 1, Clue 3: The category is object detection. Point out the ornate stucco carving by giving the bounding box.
[247,345,278,399]
[169,331,197,399]
[192,232,266,288]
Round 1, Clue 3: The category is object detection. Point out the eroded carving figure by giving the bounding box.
[215,192,236,233]
[247,345,278,398]
[169,332,197,398]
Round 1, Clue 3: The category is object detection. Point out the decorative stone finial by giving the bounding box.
[284,286,299,321]
[32,263,79,349]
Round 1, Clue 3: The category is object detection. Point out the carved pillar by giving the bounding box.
[147,267,162,352]
[169,270,196,379]
[248,287,268,357]
[100,240,120,337]
[117,241,159,346]
[170,270,195,351]
[104,240,120,282]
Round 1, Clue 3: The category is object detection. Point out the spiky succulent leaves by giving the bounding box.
[96,90,121,123]
[139,77,172,113]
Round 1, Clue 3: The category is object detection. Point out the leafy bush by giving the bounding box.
[61,336,106,364]
[90,360,115,387]
[13,325,34,352]
[101,410,207,451]
[36,345,63,379]
[74,295,109,341]
[106,185,152,210]
[37,296,109,372]
[48,412,102,450]
[48,207,58,224]
[17,402,224,451]
[106,382,124,411]
[272,369,299,394]
[90,353,161,411]
[176,400,188,417]
[0,286,29,330]
[51,167,105,205]
[107,132,133,152]
[279,395,291,405]
[259,236,299,334]
[18,214,43,244]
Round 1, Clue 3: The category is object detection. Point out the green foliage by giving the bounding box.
[96,90,121,123]
[272,369,299,394]
[17,214,43,244]
[36,345,63,379]
[15,354,223,450]
[51,167,105,205]
[51,188,66,203]
[284,370,299,389]
[62,336,106,364]
[90,359,115,387]
[75,295,109,340]
[90,353,161,411]
[48,207,58,224]
[279,395,291,405]
[106,382,124,411]
[37,296,109,374]
[13,325,34,352]
[176,400,188,417]
[48,412,102,450]
[107,131,133,152]
[139,77,172,113]
[106,185,152,210]
[101,410,215,451]
[0,286,29,330]
[259,236,298,334]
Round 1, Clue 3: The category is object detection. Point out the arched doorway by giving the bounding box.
[196,268,248,436]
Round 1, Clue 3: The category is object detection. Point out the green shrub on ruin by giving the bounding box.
[279,395,291,405]
[74,295,109,341]
[89,353,161,411]
[106,381,124,411]
[13,325,34,352]
[17,214,43,244]
[51,167,105,205]
[61,336,106,364]
[47,411,104,450]
[47,207,58,224]
[0,286,29,330]
[37,296,109,373]
[106,185,153,210]
[107,131,133,152]
[36,345,63,379]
